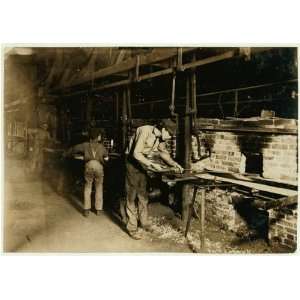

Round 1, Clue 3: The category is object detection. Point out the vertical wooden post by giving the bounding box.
[234,90,238,117]
[182,73,192,226]
[200,188,206,250]
[115,91,119,122]
[184,74,191,170]
[122,88,128,151]
[191,61,197,114]
[126,85,132,120]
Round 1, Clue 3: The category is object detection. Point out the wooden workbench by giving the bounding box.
[162,171,298,251]
[195,172,298,197]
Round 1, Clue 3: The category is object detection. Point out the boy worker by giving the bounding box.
[65,128,108,217]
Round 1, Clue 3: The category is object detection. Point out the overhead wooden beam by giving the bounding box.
[115,49,127,64]
[182,50,235,71]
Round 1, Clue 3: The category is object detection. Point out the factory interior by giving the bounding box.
[3,47,298,253]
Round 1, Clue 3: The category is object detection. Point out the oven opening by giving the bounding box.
[245,152,263,175]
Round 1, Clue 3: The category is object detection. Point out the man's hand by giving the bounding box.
[148,163,164,172]
[173,163,184,174]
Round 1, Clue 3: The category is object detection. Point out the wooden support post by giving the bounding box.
[234,90,238,117]
[115,91,119,122]
[200,188,205,250]
[182,73,193,226]
[185,186,198,238]
[126,85,132,120]
[190,52,197,115]
[115,91,120,151]
[184,75,192,169]
[122,88,128,151]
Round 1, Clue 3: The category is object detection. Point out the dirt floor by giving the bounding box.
[3,158,290,253]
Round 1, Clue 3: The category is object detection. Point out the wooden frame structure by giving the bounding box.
[58,47,272,96]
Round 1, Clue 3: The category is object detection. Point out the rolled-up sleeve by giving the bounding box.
[133,128,152,167]
[158,142,177,167]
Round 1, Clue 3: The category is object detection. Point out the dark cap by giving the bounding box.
[161,118,177,135]
[89,128,104,140]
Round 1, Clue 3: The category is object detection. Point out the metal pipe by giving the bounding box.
[169,72,178,118]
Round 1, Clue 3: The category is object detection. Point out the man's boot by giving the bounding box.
[83,209,90,217]
[128,230,143,240]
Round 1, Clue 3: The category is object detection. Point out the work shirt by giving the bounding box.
[126,125,170,168]
[67,142,108,165]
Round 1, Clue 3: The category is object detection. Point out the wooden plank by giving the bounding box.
[196,173,298,197]
[265,195,298,209]
[115,49,126,64]
[182,50,235,71]
[181,47,272,71]
[138,67,173,81]
[181,47,272,72]
[253,195,298,210]
[93,79,131,91]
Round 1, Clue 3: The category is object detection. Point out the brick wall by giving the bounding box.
[201,132,243,173]
[262,135,298,182]
[204,188,248,232]
[268,206,297,250]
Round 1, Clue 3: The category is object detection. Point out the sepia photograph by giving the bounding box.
[2,46,298,253]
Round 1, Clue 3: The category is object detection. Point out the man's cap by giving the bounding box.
[89,127,105,139]
[161,118,177,135]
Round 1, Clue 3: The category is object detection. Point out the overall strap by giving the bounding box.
[89,142,98,159]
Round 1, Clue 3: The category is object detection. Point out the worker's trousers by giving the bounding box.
[84,160,104,210]
[30,147,44,174]
[125,158,150,233]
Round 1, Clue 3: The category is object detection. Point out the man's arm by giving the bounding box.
[158,142,184,173]
[132,128,153,168]
[100,144,109,162]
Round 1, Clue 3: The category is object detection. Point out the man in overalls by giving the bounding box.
[65,128,108,217]
[125,119,184,239]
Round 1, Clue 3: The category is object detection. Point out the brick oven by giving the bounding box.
[189,117,298,250]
